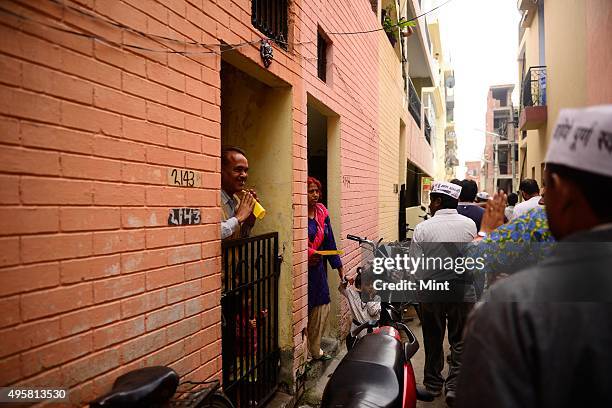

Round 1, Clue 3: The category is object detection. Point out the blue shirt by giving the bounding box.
[308,216,342,309]
[457,203,485,231]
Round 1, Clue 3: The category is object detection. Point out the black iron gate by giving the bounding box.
[221,233,280,407]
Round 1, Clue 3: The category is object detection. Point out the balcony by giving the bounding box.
[519,66,547,130]
[251,0,288,49]
[408,78,422,129]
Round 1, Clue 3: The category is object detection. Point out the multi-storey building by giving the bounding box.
[482,85,519,194]
[443,68,458,180]
[464,160,483,187]
[517,0,611,186]
[0,0,439,405]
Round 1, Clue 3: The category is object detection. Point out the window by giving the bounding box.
[498,146,509,175]
[251,0,288,49]
[370,0,378,14]
[492,88,508,106]
[317,30,328,82]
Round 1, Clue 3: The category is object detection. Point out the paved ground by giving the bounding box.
[299,316,451,408]
[410,318,451,408]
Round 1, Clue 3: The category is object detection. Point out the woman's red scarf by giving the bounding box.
[308,203,328,259]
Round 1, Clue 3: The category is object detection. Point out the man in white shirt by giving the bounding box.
[511,179,542,220]
[410,181,476,406]
[504,192,518,220]
[220,147,257,240]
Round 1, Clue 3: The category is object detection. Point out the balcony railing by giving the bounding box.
[408,78,422,129]
[519,66,547,130]
[251,0,288,49]
[521,66,547,108]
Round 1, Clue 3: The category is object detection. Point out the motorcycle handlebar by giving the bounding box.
[346,234,363,243]
[351,320,378,337]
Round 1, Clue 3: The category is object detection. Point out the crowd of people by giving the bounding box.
[413,105,612,407]
[219,105,612,407]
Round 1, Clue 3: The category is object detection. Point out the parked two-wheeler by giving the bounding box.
[320,234,432,408]
[90,366,234,408]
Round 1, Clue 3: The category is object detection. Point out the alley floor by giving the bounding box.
[299,318,451,408]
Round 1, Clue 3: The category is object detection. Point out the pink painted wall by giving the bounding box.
[586,0,612,104]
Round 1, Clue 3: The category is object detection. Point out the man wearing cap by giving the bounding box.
[409,181,477,406]
[511,178,542,220]
[456,105,612,408]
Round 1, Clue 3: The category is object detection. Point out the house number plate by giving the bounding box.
[167,168,202,187]
[168,208,201,225]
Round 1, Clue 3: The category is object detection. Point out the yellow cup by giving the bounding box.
[253,200,266,219]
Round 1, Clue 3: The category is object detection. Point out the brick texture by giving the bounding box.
[0,0,223,399]
[0,0,424,403]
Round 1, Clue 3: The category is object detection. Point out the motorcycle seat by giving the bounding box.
[89,366,180,408]
[322,333,404,408]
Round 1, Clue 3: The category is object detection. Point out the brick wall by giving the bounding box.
[0,0,222,404]
[0,0,412,404]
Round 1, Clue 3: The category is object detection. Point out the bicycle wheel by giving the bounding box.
[195,392,235,408]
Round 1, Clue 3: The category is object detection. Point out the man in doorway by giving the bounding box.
[456,105,612,407]
[511,178,541,219]
[409,181,477,406]
[221,146,258,240]
[453,179,485,230]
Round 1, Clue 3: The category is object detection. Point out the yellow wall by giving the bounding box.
[519,4,545,182]
[544,0,587,139]
[519,0,588,184]
[221,63,295,350]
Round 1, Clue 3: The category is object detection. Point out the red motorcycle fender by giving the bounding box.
[373,326,401,341]
[403,362,417,408]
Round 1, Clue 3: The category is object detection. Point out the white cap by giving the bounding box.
[431,181,462,199]
[476,191,490,200]
[545,105,612,178]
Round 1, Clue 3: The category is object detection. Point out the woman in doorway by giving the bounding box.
[307,176,344,361]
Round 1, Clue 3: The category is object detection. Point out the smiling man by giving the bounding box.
[220,146,257,240]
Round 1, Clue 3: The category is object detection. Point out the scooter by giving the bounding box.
[320,235,433,408]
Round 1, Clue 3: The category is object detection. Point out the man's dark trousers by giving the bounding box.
[421,302,473,393]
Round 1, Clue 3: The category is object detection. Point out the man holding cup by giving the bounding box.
[220,146,260,240]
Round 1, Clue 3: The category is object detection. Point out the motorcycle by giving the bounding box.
[320,235,433,408]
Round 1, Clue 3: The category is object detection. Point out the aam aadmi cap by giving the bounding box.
[545,105,612,178]
[431,181,462,199]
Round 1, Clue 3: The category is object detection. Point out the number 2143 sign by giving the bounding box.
[168,208,201,225]
[167,168,202,187]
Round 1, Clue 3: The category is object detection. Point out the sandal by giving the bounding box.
[316,354,333,361]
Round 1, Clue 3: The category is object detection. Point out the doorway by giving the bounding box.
[220,59,292,407]
[306,95,341,338]
[307,104,328,206]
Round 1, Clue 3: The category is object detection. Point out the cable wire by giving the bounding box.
[327,0,453,35]
[0,0,453,57]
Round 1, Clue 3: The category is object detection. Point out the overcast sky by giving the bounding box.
[425,0,521,176]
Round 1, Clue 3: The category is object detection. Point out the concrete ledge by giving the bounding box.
[519,105,547,130]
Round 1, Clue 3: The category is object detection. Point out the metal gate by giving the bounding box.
[221,232,280,407]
